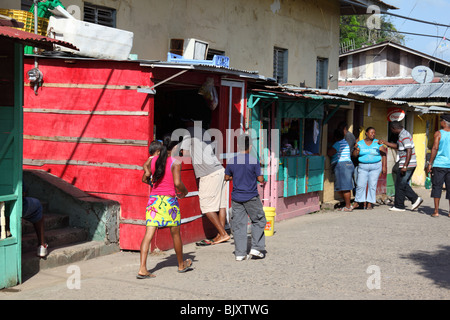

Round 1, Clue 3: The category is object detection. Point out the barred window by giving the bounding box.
[273,47,288,84]
[84,3,116,28]
[316,57,329,89]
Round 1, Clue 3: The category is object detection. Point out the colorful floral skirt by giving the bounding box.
[145,195,181,227]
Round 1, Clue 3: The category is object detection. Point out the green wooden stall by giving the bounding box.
[0,38,24,289]
[0,25,76,288]
[248,90,326,198]
[248,89,353,201]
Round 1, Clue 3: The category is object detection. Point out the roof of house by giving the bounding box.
[340,40,450,67]
[339,82,450,100]
[0,26,78,51]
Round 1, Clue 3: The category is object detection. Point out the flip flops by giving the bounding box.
[196,239,214,246]
[196,235,231,246]
[136,273,156,279]
[177,259,193,273]
[211,235,231,245]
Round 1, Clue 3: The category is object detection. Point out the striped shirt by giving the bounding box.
[397,129,417,168]
[331,139,352,166]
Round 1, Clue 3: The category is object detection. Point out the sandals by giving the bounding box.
[178,259,194,273]
[212,235,231,245]
[338,207,353,212]
[196,239,214,246]
[136,273,156,279]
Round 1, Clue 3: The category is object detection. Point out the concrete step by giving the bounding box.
[22,227,88,253]
[22,241,120,279]
[22,213,70,235]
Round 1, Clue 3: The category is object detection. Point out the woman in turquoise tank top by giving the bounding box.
[352,127,387,210]
[427,114,450,217]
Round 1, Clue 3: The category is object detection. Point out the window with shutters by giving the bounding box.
[273,47,288,84]
[84,3,116,28]
[316,57,329,89]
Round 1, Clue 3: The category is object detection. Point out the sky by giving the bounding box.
[385,0,450,62]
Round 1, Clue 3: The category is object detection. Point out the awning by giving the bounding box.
[411,105,450,114]
[0,26,78,51]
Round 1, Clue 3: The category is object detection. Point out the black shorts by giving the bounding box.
[431,167,450,199]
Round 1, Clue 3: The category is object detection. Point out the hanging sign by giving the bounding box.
[387,108,405,122]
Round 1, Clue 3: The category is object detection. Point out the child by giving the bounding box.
[142,140,162,184]
[225,134,266,261]
[137,135,190,278]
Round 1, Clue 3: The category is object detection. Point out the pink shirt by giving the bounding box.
[150,156,176,196]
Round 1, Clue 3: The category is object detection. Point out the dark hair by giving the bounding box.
[237,134,251,151]
[151,135,179,186]
[148,140,162,156]
[365,127,375,133]
[390,121,403,130]
[337,121,348,131]
[334,128,344,141]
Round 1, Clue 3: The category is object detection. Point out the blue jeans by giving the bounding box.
[392,162,418,209]
[355,162,382,204]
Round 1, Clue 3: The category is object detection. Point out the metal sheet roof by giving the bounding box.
[413,106,450,114]
[0,26,78,50]
[339,83,450,100]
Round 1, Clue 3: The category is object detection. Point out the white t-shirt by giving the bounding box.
[180,126,223,178]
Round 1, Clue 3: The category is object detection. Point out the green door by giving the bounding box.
[0,40,24,289]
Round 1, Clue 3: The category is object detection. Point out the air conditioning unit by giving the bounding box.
[169,38,209,60]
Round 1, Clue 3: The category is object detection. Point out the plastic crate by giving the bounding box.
[30,0,65,19]
[0,9,49,36]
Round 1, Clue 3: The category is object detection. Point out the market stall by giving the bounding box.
[21,55,258,251]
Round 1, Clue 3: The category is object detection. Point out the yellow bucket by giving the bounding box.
[263,207,276,237]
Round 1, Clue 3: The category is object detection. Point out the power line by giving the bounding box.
[341,23,450,41]
[340,0,450,28]
[385,12,450,29]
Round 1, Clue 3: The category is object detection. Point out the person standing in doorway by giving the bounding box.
[180,120,230,245]
[379,121,423,212]
[426,114,450,217]
[328,129,355,212]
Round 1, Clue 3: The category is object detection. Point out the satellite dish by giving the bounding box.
[412,66,434,84]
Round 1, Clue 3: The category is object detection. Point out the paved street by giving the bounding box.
[1,187,450,303]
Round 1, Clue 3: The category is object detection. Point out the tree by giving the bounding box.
[340,15,405,51]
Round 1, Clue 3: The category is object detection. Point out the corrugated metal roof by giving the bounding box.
[339,83,450,100]
[413,106,450,114]
[0,26,78,50]
[140,61,269,81]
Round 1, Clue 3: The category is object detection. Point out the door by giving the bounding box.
[0,41,23,289]
[220,80,246,217]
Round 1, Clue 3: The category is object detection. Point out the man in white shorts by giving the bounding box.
[180,120,230,245]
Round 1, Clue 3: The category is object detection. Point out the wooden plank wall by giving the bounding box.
[22,58,153,250]
[22,58,220,251]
